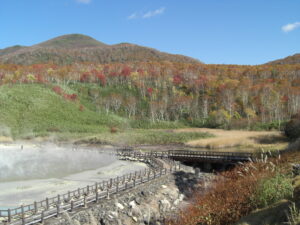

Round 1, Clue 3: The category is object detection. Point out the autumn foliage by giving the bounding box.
[166,161,278,225]
[0,61,300,128]
[52,85,77,101]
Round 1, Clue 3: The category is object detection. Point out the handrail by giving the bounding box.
[0,152,176,225]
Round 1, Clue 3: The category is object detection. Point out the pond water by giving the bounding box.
[0,143,146,208]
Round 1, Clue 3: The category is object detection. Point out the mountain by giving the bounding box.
[0,34,201,65]
[266,53,300,65]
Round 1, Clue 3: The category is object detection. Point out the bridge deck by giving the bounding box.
[168,150,254,163]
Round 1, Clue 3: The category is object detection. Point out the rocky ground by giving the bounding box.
[45,165,213,225]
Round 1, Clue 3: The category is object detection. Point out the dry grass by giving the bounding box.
[173,128,288,151]
[166,159,278,225]
[0,136,13,142]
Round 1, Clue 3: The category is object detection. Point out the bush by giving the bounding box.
[251,173,293,208]
[285,114,300,139]
[166,161,275,225]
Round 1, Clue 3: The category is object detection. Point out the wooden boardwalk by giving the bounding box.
[0,149,255,225]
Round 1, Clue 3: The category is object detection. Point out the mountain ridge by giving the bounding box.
[0,34,201,65]
[266,53,300,65]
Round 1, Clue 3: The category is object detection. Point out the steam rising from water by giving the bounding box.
[0,144,116,182]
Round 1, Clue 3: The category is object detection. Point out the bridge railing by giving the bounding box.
[167,150,254,161]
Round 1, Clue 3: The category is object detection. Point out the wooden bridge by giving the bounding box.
[167,150,254,163]
[117,149,255,164]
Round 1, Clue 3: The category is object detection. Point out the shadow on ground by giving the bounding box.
[173,170,204,198]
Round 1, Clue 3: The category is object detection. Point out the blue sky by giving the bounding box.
[0,0,299,65]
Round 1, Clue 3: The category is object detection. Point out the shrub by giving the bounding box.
[251,173,293,208]
[110,127,117,133]
[166,161,277,225]
[285,114,300,139]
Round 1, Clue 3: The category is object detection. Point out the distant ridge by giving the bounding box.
[266,53,300,65]
[36,34,108,49]
[0,34,201,65]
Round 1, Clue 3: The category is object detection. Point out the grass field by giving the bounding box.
[173,128,289,152]
[72,129,212,146]
[0,84,126,138]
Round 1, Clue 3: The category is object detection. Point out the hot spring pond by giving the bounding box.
[0,143,147,209]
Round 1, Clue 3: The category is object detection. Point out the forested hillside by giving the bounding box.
[0,62,299,132]
[267,53,300,65]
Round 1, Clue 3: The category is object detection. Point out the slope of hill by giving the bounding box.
[0,84,126,137]
[36,34,107,49]
[267,53,300,65]
[0,34,200,65]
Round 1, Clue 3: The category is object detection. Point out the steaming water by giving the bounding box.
[0,143,147,208]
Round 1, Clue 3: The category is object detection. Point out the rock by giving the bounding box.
[132,216,138,222]
[131,207,142,217]
[110,211,118,218]
[159,199,171,212]
[135,197,142,205]
[161,185,167,189]
[115,203,124,210]
[129,200,137,209]
[173,199,180,206]
[141,190,150,197]
[293,164,300,176]
[178,194,184,201]
[195,168,201,177]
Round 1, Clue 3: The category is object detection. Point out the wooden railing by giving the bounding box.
[0,155,178,225]
[167,150,255,162]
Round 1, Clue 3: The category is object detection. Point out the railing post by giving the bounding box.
[106,188,110,199]
[78,188,81,197]
[58,194,61,205]
[87,185,90,195]
[110,178,113,188]
[96,189,99,203]
[46,198,49,210]
[8,209,11,223]
[34,201,38,214]
[102,181,105,190]
[56,204,60,217]
[71,201,74,212]
[84,196,87,208]
[21,205,25,224]
[68,191,71,200]
[95,182,98,193]
[41,211,44,223]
